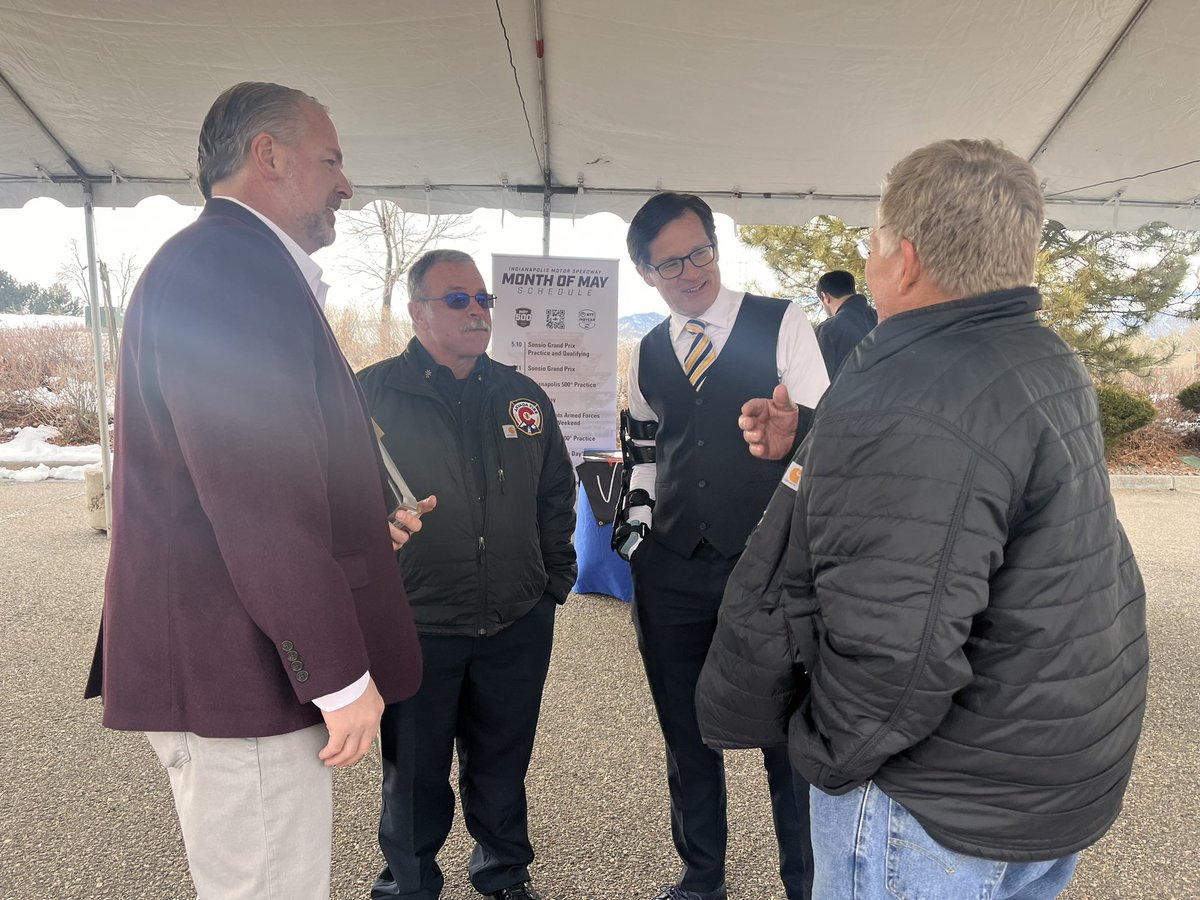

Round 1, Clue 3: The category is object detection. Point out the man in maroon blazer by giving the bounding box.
[85,82,425,899]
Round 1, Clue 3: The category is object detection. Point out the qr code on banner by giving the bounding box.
[546,308,566,329]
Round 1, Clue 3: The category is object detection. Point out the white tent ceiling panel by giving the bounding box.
[1,0,1198,230]
[1028,0,1200,230]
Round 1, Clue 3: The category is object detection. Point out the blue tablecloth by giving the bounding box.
[572,478,633,602]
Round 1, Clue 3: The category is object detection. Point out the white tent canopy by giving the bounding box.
[2,0,1199,230]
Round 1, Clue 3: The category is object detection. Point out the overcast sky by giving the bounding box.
[0,198,782,317]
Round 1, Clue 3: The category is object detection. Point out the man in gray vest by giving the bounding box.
[616,192,829,900]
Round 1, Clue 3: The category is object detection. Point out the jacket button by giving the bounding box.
[696,439,705,447]
[698,480,707,488]
[695,397,704,406]
[286,650,299,662]
[297,670,310,683]
[699,522,708,531]
[291,660,304,672]
[282,641,294,652]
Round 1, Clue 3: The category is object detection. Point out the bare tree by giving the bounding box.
[58,240,141,366]
[337,201,479,309]
[58,240,141,308]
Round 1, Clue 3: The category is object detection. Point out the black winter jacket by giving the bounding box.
[813,293,877,378]
[358,339,577,636]
[698,288,1148,862]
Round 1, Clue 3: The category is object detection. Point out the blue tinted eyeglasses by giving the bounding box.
[419,292,497,309]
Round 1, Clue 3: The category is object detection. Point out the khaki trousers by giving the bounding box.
[146,723,332,900]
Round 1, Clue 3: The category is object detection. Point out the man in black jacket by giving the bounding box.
[812,270,877,378]
[359,249,577,900]
[621,193,829,900]
[708,139,1148,899]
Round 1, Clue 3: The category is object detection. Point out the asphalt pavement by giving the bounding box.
[0,482,1196,899]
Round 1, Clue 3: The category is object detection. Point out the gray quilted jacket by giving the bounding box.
[698,288,1148,862]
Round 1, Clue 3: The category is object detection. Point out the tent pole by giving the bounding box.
[82,184,114,534]
[542,179,551,255]
[534,0,551,255]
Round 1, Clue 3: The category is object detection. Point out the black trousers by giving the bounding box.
[374,597,556,899]
[632,537,813,900]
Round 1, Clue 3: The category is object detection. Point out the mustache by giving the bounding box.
[462,319,491,333]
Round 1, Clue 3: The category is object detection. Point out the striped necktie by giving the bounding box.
[683,318,714,390]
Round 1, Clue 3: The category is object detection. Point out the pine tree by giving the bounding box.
[738,218,1200,380]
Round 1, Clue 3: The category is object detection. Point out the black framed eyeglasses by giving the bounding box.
[418,292,497,309]
[647,243,716,279]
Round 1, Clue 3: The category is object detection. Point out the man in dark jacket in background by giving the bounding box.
[812,270,877,378]
[359,249,577,900]
[707,139,1148,899]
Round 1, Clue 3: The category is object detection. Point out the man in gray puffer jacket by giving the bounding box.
[699,139,1148,900]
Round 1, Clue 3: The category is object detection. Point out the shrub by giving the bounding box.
[323,305,413,372]
[1178,380,1200,413]
[1096,385,1156,456]
[0,323,107,444]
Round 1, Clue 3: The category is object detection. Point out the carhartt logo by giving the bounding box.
[782,462,803,491]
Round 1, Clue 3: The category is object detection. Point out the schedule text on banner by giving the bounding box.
[490,254,619,466]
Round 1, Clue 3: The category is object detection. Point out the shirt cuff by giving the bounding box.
[311,671,370,711]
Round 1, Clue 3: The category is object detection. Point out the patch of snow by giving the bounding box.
[0,313,86,329]
[0,424,102,471]
[0,462,92,482]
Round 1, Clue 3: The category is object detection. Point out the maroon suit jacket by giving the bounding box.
[85,198,422,738]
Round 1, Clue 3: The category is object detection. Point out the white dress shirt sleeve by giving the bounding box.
[311,671,370,711]
[777,302,830,409]
[625,340,657,528]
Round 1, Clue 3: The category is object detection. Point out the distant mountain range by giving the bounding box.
[618,312,666,340]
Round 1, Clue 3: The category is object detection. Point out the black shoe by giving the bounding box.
[490,882,543,900]
[652,886,728,900]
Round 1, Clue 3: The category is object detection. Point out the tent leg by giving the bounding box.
[82,186,114,534]
[542,182,551,256]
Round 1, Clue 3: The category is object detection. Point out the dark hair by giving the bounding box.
[816,270,856,298]
[197,82,324,199]
[626,192,717,268]
[407,249,477,300]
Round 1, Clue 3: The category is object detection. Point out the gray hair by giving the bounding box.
[407,249,478,301]
[197,82,325,199]
[878,139,1044,297]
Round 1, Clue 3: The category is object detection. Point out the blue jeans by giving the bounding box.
[810,783,1079,900]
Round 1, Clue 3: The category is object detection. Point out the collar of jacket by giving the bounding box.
[836,293,872,315]
[383,336,494,393]
[201,196,275,237]
[845,287,1042,373]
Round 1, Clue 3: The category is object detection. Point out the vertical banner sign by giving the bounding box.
[491,254,619,465]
